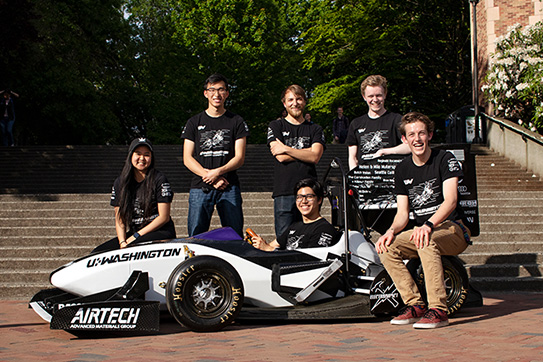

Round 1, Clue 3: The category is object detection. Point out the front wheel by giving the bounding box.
[166,255,244,332]
[407,256,469,316]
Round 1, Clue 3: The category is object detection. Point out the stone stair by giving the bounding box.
[0,143,542,299]
[461,145,543,291]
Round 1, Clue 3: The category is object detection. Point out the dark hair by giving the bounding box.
[295,178,325,210]
[116,139,157,231]
[204,73,229,90]
[281,84,307,103]
[360,75,388,96]
[399,112,435,136]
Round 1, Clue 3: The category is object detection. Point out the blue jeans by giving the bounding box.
[0,118,14,146]
[188,185,244,238]
[273,195,301,239]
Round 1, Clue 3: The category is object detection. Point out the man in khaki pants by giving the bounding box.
[375,112,471,329]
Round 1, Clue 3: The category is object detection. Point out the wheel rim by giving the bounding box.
[444,267,463,305]
[186,271,230,318]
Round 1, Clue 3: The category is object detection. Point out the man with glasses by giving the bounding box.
[181,73,249,238]
[267,85,326,239]
[251,178,339,251]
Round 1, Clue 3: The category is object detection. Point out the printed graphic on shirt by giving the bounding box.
[160,183,172,198]
[285,136,311,150]
[448,157,462,172]
[286,232,304,250]
[408,178,440,217]
[267,127,274,141]
[318,232,334,247]
[359,130,387,154]
[199,129,231,157]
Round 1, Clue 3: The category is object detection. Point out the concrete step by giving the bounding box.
[466,241,543,254]
[478,223,543,233]
[0,270,52,284]
[470,231,543,242]
[0,284,48,300]
[466,263,543,278]
[1,143,543,299]
[0,258,73,270]
[469,277,543,292]
[459,252,543,265]
[0,246,92,258]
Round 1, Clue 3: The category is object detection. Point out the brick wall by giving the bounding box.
[475,0,542,109]
[477,0,542,60]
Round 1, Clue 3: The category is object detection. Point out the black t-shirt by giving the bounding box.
[181,110,250,188]
[346,111,402,163]
[394,149,464,226]
[110,170,174,232]
[267,118,326,197]
[277,218,340,250]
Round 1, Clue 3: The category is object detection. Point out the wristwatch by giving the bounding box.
[423,220,434,231]
[133,232,141,239]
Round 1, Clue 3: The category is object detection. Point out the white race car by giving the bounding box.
[30,157,482,333]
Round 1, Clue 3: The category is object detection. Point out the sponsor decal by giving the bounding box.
[172,264,194,301]
[220,287,242,324]
[448,157,461,172]
[161,182,172,197]
[447,286,467,314]
[370,280,401,309]
[87,248,182,268]
[457,185,468,193]
[460,199,477,208]
[69,307,141,330]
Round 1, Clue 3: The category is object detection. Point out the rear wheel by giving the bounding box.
[407,256,469,316]
[166,256,244,332]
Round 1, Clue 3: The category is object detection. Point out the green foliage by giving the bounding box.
[160,0,304,143]
[300,0,472,136]
[2,0,475,145]
[482,22,543,133]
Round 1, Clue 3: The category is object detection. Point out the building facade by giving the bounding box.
[475,0,542,111]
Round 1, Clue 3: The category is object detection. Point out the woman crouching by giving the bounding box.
[93,138,176,252]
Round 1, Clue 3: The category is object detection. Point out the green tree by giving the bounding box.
[162,0,305,143]
[298,0,472,140]
[15,0,134,144]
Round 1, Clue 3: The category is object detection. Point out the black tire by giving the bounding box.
[165,255,244,332]
[407,256,469,316]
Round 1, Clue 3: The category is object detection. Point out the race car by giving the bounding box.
[30,155,482,333]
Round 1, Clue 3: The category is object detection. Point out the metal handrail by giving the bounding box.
[483,113,543,146]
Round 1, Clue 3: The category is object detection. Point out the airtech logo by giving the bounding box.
[198,125,206,130]
[357,128,367,133]
[69,307,141,330]
[282,131,290,137]
[404,178,413,185]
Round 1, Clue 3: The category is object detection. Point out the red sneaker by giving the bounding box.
[390,305,427,325]
[413,308,449,329]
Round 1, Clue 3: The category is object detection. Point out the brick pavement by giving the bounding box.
[1,293,543,362]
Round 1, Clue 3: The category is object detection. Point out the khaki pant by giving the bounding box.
[379,220,470,311]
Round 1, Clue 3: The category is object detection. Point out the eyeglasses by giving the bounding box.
[296,193,316,202]
[205,87,228,94]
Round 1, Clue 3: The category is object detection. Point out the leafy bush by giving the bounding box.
[482,22,543,133]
